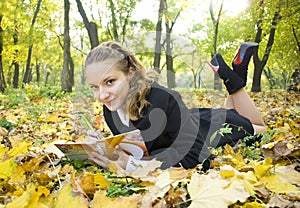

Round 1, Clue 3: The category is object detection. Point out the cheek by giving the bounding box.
[115,79,130,96]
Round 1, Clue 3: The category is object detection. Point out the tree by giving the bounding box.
[61,0,72,92]
[0,15,6,92]
[75,0,99,49]
[22,0,42,84]
[153,0,166,73]
[12,21,19,88]
[209,0,224,91]
[165,4,182,89]
[106,0,141,43]
[250,0,281,92]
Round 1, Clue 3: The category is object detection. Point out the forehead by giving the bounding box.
[85,60,123,84]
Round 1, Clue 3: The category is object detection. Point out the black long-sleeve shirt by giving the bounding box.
[103,83,254,169]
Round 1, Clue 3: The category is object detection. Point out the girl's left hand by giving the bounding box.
[88,146,129,170]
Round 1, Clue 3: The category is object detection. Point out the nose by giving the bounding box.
[97,86,109,101]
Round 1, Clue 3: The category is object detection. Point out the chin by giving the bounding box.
[105,103,121,111]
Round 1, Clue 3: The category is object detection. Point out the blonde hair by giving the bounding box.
[85,41,159,120]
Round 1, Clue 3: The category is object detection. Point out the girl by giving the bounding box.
[85,41,265,172]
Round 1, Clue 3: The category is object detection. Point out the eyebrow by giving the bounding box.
[101,76,115,84]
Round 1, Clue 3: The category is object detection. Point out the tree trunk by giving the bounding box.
[165,21,175,88]
[252,0,281,92]
[13,23,19,88]
[107,0,119,41]
[23,0,42,84]
[153,0,166,73]
[292,24,300,53]
[0,15,6,92]
[61,0,72,92]
[35,58,40,83]
[75,0,99,49]
[209,0,223,91]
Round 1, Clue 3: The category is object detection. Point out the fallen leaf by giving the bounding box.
[187,172,249,208]
[260,174,299,194]
[91,191,141,208]
[55,184,88,208]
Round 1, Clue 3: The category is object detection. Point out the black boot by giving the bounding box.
[212,53,245,95]
[232,42,259,83]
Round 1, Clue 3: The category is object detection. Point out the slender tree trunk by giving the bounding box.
[23,0,42,84]
[35,58,40,83]
[107,0,119,41]
[75,0,99,49]
[292,24,300,53]
[153,0,165,73]
[61,0,72,92]
[252,0,281,92]
[13,23,19,88]
[0,15,6,92]
[165,21,175,88]
[44,66,50,86]
[209,0,223,91]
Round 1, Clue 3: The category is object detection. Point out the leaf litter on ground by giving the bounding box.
[0,86,299,207]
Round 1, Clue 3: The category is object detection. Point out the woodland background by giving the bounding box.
[0,0,300,207]
[0,0,299,92]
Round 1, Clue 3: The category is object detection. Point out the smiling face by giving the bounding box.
[85,60,130,111]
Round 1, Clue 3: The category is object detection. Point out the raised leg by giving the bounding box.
[225,89,265,134]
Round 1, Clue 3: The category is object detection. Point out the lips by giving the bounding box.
[104,98,117,108]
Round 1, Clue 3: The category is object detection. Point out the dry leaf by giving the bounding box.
[187,172,249,208]
[91,191,141,208]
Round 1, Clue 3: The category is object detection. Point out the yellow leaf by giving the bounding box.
[55,184,88,208]
[91,191,141,208]
[220,165,236,178]
[0,126,8,136]
[47,114,61,123]
[0,158,16,181]
[242,201,266,208]
[10,165,26,183]
[130,159,162,180]
[80,172,96,195]
[6,184,50,208]
[187,173,249,208]
[40,124,57,134]
[8,141,31,156]
[275,165,300,185]
[260,174,299,194]
[253,163,271,179]
[6,190,30,208]
[94,173,111,189]
[0,144,8,160]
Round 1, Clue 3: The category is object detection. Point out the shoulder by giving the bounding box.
[144,82,184,114]
[148,82,181,102]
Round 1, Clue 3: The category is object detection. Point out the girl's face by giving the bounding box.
[86,60,130,111]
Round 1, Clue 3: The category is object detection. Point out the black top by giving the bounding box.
[103,83,254,169]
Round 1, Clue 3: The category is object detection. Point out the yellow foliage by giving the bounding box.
[55,184,88,208]
[260,174,299,194]
[91,191,141,208]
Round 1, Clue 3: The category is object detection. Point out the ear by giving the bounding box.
[128,71,134,78]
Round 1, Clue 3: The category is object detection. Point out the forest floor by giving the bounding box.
[0,85,299,208]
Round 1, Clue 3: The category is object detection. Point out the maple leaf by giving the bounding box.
[187,172,249,208]
[91,191,141,208]
[259,174,299,194]
[55,184,89,208]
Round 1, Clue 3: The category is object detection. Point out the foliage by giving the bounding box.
[0,85,299,207]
